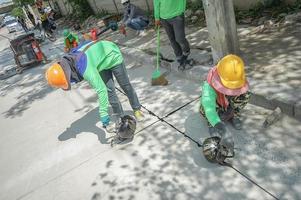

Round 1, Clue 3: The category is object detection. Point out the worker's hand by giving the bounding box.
[64,47,70,53]
[101,115,110,127]
[155,20,160,28]
[119,24,126,35]
[214,122,226,137]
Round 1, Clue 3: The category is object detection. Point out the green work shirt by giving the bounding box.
[154,0,186,20]
[75,40,123,118]
[200,81,221,126]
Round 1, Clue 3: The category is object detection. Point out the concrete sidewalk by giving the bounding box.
[103,19,301,120]
[1,44,301,199]
[1,20,301,200]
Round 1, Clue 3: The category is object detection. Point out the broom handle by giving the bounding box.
[156,26,160,71]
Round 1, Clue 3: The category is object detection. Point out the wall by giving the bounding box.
[233,0,298,10]
[54,0,72,16]
[87,0,153,14]
[55,0,299,16]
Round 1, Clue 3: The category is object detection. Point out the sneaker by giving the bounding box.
[134,110,144,121]
[104,122,117,133]
[178,56,194,71]
[139,30,147,36]
[135,30,141,36]
[231,117,242,130]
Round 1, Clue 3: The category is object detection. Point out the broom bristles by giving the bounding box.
[151,75,168,86]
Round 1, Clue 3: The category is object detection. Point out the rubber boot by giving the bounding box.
[178,55,194,71]
[231,116,242,130]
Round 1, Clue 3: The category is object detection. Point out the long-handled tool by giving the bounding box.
[151,26,168,86]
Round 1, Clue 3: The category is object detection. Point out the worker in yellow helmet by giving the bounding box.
[200,54,251,136]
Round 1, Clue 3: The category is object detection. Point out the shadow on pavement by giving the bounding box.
[240,24,301,103]
[1,69,53,118]
[88,118,253,200]
[57,107,110,144]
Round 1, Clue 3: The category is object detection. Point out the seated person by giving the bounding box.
[120,0,149,34]
[200,55,251,135]
[63,29,79,52]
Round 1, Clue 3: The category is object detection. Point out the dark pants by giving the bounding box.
[100,62,141,118]
[161,14,190,62]
[200,92,251,127]
[126,17,149,31]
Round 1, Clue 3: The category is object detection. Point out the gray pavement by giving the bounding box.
[0,24,301,200]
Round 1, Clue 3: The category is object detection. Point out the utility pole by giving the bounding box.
[112,0,119,14]
[202,0,239,64]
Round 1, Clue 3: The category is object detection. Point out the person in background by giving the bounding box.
[63,29,79,52]
[120,0,149,35]
[154,0,193,71]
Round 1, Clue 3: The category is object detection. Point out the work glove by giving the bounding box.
[211,122,235,160]
[64,47,70,53]
[101,115,110,127]
[155,20,160,28]
[213,122,226,137]
[219,128,235,158]
[119,24,126,35]
[218,107,234,121]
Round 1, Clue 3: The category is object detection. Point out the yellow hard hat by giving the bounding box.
[45,63,69,90]
[217,54,246,89]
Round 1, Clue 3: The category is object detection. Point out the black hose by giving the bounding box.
[115,87,280,199]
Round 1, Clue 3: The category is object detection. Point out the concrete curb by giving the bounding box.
[120,45,301,121]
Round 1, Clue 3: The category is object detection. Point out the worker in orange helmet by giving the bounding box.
[45,40,144,133]
[200,54,251,136]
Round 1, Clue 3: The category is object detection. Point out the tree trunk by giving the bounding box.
[202,0,240,64]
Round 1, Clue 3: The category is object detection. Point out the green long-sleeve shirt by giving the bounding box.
[200,81,221,126]
[75,41,123,118]
[154,0,186,20]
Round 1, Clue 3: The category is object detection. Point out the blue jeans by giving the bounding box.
[126,17,149,31]
[100,62,141,118]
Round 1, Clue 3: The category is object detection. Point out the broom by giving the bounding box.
[151,26,168,86]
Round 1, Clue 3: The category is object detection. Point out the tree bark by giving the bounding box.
[202,0,240,64]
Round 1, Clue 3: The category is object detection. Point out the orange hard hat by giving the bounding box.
[45,63,69,90]
[217,54,246,89]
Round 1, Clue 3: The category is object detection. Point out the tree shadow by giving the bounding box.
[239,23,301,104]
[2,69,54,118]
[87,115,259,200]
[58,107,137,145]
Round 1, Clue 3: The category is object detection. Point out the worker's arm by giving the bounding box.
[64,39,71,52]
[83,66,109,119]
[200,81,221,126]
[154,0,160,20]
[122,6,129,24]
[74,34,79,43]
[127,4,136,22]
